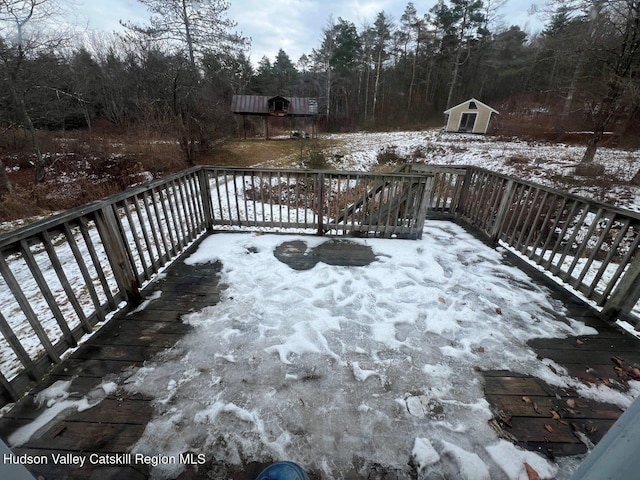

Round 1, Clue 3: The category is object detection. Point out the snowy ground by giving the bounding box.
[302,130,640,213]
[115,222,640,480]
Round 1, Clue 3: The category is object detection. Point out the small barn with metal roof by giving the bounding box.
[231,95,318,139]
[443,98,498,134]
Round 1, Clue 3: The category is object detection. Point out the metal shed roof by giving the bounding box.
[231,95,318,117]
[443,98,499,115]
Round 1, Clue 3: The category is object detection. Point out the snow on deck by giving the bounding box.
[120,222,639,479]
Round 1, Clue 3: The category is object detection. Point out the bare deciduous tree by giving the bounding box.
[123,0,248,164]
[0,0,71,183]
[123,0,247,67]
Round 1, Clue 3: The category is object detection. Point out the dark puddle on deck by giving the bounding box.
[273,239,377,270]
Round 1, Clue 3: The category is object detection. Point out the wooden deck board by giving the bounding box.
[1,230,639,478]
[483,328,640,459]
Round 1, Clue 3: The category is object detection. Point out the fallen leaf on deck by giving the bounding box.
[550,410,560,420]
[533,402,541,414]
[576,338,584,345]
[495,307,502,315]
[566,399,576,408]
[525,462,541,480]
[612,356,624,367]
[522,396,531,404]
[438,297,446,304]
[544,424,554,433]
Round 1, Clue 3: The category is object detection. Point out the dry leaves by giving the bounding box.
[612,356,625,368]
[495,307,502,315]
[609,356,640,383]
[437,296,446,304]
[525,462,541,480]
[521,396,541,414]
[550,409,568,425]
[544,424,554,433]
[478,346,485,353]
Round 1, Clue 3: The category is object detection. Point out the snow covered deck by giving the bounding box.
[1,222,639,480]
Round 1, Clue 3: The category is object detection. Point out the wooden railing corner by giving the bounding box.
[94,206,140,302]
[602,252,640,324]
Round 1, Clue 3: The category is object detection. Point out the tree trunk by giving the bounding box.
[364,62,371,123]
[4,66,46,184]
[445,9,469,109]
[326,67,332,121]
[446,43,464,109]
[372,47,383,121]
[0,158,13,195]
[182,0,196,66]
[581,130,602,164]
[408,34,420,112]
[14,89,46,183]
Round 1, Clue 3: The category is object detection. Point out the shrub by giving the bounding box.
[377,146,403,165]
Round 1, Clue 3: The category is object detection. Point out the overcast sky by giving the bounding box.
[74,0,544,65]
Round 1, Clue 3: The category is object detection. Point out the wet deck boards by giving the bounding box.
[482,299,640,459]
[0,230,639,478]
[0,241,227,480]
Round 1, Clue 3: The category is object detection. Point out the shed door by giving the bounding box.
[459,113,477,132]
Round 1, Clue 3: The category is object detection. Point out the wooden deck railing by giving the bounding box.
[203,167,433,238]
[460,167,640,323]
[0,167,208,406]
[0,163,639,408]
[407,164,640,327]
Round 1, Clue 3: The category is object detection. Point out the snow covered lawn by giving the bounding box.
[123,222,640,479]
[312,130,640,212]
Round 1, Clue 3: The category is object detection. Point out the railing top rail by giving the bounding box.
[405,164,468,174]
[465,165,640,222]
[202,165,435,179]
[0,166,203,250]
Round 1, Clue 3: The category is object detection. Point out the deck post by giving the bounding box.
[95,205,140,301]
[490,179,515,242]
[454,167,473,219]
[415,176,433,239]
[198,167,214,230]
[317,172,325,235]
[601,251,640,323]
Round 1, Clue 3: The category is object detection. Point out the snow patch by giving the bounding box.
[412,437,440,469]
[486,440,558,479]
[8,379,113,447]
[122,223,637,478]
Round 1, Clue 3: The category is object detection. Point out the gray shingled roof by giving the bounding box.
[231,95,318,116]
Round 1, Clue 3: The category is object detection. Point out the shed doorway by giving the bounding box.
[459,113,477,132]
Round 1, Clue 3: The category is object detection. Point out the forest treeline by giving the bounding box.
[1,0,639,177]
